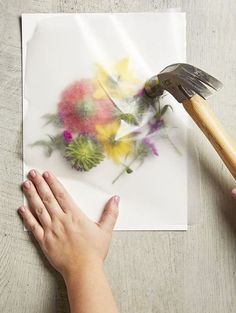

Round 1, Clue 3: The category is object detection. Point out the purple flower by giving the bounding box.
[142,138,159,156]
[63,130,73,144]
[148,118,164,134]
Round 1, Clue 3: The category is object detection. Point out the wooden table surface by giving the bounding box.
[0,1,236,312]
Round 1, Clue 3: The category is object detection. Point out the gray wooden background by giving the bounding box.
[0,0,236,312]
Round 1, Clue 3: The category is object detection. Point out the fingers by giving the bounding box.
[232,188,236,200]
[42,171,82,215]
[18,205,44,242]
[23,169,84,227]
[22,180,51,228]
[27,170,63,217]
[99,196,120,232]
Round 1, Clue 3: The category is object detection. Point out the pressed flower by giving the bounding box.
[142,138,159,156]
[32,57,176,181]
[96,122,133,164]
[148,118,164,134]
[93,58,140,100]
[58,80,115,134]
[63,130,73,144]
[65,135,104,171]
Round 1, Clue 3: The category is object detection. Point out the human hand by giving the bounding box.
[232,188,236,200]
[18,170,119,280]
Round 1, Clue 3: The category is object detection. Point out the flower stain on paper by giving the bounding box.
[31,58,174,183]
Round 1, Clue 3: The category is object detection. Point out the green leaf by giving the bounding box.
[135,94,154,115]
[135,142,149,158]
[160,105,173,116]
[46,146,53,157]
[48,134,65,149]
[30,140,54,157]
[119,113,138,126]
[126,167,133,174]
[43,114,62,127]
[30,134,65,157]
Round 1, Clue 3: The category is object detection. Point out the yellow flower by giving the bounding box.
[96,121,133,164]
[93,58,140,100]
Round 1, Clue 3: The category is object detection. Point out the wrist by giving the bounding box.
[62,257,104,285]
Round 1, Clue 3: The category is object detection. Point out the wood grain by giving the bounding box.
[183,94,236,178]
[0,1,236,312]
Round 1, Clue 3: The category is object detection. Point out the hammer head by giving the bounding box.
[144,63,223,102]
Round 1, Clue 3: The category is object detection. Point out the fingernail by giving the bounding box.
[23,181,31,189]
[232,189,236,200]
[29,170,36,178]
[18,206,26,213]
[113,195,120,205]
[43,171,49,178]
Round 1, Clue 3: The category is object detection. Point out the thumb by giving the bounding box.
[99,196,120,232]
[232,188,236,200]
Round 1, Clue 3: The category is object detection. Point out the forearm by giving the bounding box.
[64,262,119,313]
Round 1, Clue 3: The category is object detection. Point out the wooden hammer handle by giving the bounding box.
[182,94,236,179]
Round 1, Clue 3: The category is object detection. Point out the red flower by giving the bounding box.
[58,80,115,134]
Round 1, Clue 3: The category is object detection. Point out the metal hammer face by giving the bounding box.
[144,63,223,102]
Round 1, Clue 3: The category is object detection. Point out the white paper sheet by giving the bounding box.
[22,13,188,230]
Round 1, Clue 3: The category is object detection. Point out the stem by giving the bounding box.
[112,168,127,184]
[112,151,144,184]
[96,79,123,114]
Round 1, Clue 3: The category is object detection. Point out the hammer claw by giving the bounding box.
[180,63,223,91]
[178,73,213,99]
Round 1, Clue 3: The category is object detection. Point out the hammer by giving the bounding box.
[144,63,236,179]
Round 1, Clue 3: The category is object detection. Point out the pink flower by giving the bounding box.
[63,130,73,144]
[58,80,116,134]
